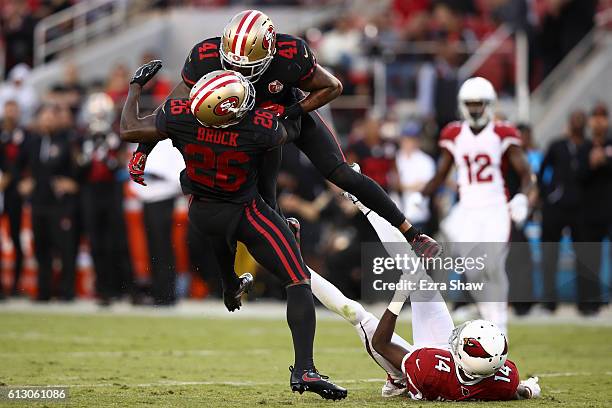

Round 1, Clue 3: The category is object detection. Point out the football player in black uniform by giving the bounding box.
[129,9,440,259]
[120,61,347,400]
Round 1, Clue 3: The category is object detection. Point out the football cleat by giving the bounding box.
[381,374,407,398]
[289,366,347,400]
[286,217,301,246]
[223,272,254,312]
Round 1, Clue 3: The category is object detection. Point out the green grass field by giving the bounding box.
[1,311,611,407]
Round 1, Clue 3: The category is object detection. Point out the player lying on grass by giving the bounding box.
[307,183,541,401]
[120,61,346,400]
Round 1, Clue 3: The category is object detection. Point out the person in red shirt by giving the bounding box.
[308,181,541,401]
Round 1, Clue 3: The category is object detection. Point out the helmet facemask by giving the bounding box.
[220,47,274,83]
[459,99,493,129]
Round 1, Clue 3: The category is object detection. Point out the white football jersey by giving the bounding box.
[439,121,521,208]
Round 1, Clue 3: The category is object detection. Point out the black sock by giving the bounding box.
[328,163,405,228]
[286,283,315,372]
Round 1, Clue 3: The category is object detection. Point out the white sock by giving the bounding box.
[310,267,366,325]
[410,294,455,348]
[354,312,411,380]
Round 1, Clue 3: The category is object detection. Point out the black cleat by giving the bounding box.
[223,273,254,312]
[289,366,347,400]
[286,217,301,246]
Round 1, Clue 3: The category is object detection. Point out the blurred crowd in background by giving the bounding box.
[0,0,610,315]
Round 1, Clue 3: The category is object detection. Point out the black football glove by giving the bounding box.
[130,60,162,87]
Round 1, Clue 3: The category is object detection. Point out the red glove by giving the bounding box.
[260,103,285,117]
[409,233,442,259]
[128,151,147,186]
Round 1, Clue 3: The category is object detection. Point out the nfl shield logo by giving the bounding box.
[268,80,283,94]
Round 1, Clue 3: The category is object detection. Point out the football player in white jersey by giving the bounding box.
[408,77,536,334]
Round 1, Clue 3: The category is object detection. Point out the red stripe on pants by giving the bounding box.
[245,206,299,283]
[251,201,308,281]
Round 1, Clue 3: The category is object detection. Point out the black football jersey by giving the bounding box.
[181,33,316,106]
[156,98,298,203]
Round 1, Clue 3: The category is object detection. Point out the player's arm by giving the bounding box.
[134,81,190,154]
[293,64,343,115]
[421,149,454,197]
[281,40,342,119]
[371,309,410,371]
[507,145,537,198]
[119,60,167,143]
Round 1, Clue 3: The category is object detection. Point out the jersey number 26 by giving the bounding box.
[185,144,248,192]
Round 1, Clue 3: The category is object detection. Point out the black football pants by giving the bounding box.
[188,196,310,287]
[32,202,78,301]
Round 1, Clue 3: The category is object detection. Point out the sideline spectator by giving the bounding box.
[538,110,590,314]
[0,100,29,297]
[0,64,38,125]
[395,121,435,231]
[131,139,183,306]
[17,105,79,301]
[76,93,134,306]
[347,113,398,192]
[577,103,612,315]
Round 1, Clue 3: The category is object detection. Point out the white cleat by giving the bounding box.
[381,374,407,398]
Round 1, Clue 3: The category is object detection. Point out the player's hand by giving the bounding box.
[519,376,541,399]
[128,151,147,186]
[509,193,528,224]
[409,233,442,259]
[260,103,285,117]
[406,192,426,214]
[130,60,162,87]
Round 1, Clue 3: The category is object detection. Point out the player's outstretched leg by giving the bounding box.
[237,197,347,400]
[310,269,410,397]
[341,192,454,347]
[295,113,441,258]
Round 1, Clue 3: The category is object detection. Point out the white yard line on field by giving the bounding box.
[14,372,610,390]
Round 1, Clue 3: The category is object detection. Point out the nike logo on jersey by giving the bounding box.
[303,45,308,58]
[416,359,421,371]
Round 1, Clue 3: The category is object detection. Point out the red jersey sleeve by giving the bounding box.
[438,121,462,155]
[494,122,522,153]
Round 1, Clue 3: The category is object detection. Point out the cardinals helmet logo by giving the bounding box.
[462,338,493,358]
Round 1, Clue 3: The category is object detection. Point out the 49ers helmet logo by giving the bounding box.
[214,96,240,116]
[268,80,283,94]
[462,338,493,358]
[262,25,276,50]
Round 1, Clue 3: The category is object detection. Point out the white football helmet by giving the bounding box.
[449,319,508,382]
[458,77,497,128]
